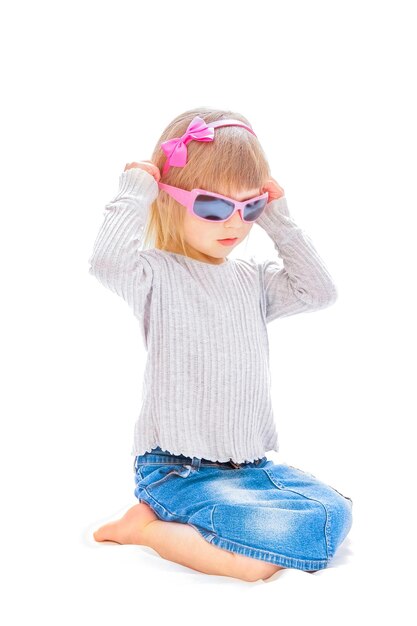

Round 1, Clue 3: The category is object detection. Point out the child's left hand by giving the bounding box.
[261,178,285,203]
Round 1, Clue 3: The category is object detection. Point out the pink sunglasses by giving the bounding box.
[157,182,269,223]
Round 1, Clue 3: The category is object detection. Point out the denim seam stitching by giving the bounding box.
[208,523,328,569]
[262,468,331,561]
[140,484,189,521]
[210,504,216,532]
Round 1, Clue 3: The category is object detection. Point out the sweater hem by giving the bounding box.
[131,442,279,465]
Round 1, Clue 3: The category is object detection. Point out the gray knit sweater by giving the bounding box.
[88,167,338,463]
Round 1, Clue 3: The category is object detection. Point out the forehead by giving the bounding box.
[215,187,261,201]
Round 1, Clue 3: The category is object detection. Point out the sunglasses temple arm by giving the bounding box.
[159,184,191,209]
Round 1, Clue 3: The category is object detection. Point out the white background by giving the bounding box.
[1,0,415,623]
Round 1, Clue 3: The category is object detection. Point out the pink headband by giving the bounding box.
[160,115,257,175]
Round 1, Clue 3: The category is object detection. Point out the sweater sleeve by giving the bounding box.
[255,195,338,324]
[88,167,159,321]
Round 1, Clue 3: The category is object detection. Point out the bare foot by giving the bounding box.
[93,502,158,545]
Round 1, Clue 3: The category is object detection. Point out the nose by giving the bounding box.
[226,208,245,225]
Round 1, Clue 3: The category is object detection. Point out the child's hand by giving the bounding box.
[124,160,161,183]
[261,177,285,203]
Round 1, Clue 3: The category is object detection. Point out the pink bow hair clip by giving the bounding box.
[160,115,258,175]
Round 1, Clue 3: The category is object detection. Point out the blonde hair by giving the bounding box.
[142,107,272,256]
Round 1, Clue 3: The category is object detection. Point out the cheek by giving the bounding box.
[184,216,210,240]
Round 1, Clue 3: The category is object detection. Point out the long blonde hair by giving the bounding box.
[142,107,272,256]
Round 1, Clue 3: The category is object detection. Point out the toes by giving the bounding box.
[93,522,117,542]
[93,527,106,542]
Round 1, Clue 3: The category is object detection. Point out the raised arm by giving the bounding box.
[88,166,159,320]
[256,195,338,323]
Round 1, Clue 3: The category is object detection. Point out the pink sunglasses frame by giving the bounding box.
[157,181,269,223]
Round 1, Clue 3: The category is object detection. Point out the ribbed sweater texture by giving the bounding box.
[88,167,338,463]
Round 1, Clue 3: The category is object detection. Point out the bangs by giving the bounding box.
[160,125,270,199]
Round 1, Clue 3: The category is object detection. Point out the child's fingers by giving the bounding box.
[262,178,285,201]
[124,161,161,182]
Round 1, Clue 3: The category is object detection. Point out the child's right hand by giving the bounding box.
[124,160,161,183]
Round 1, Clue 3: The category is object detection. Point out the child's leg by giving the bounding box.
[93,502,283,581]
[142,516,283,581]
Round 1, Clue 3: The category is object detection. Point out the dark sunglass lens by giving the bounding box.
[244,198,268,221]
[194,195,234,221]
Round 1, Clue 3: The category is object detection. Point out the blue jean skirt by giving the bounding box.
[133,446,353,572]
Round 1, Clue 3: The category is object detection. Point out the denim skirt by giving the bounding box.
[133,446,353,572]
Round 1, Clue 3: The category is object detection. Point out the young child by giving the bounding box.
[88,108,353,582]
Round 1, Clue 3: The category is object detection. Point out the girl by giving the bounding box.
[88,108,353,582]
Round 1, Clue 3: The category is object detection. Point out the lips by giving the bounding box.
[217,237,238,246]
